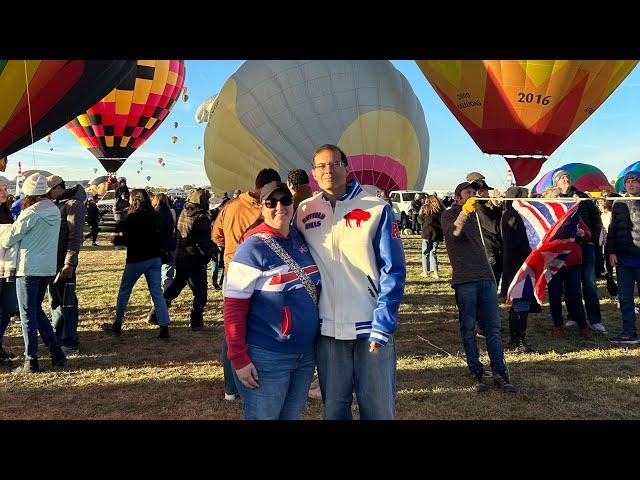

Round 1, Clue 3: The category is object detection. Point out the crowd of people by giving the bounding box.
[0,153,639,420]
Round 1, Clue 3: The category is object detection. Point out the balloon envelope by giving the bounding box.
[415,60,638,185]
[146,175,151,181]
[533,163,610,194]
[204,60,429,194]
[66,60,185,173]
[615,160,640,192]
[0,60,135,159]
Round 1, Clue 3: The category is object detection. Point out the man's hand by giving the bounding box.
[609,253,618,267]
[59,265,74,280]
[369,341,381,353]
[462,197,477,215]
[235,362,259,389]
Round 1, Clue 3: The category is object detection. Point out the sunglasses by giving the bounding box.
[263,195,293,208]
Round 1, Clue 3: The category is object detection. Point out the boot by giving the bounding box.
[0,346,16,366]
[579,327,595,342]
[50,346,67,367]
[514,312,535,353]
[158,325,170,339]
[13,357,40,374]
[507,310,518,348]
[101,322,122,336]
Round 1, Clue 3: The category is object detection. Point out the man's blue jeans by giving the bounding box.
[48,268,79,348]
[115,257,170,326]
[580,244,602,324]
[421,240,439,273]
[316,335,396,420]
[617,263,640,336]
[16,276,60,360]
[234,345,315,420]
[453,280,507,376]
[0,278,18,344]
[548,265,587,328]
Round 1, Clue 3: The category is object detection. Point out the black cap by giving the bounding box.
[259,181,291,203]
[474,179,494,190]
[454,181,481,196]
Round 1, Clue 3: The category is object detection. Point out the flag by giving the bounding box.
[507,200,580,303]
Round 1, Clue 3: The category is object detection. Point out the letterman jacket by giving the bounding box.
[294,179,406,346]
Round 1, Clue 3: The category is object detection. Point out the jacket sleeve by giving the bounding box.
[212,208,225,247]
[64,200,87,267]
[0,211,35,248]
[370,203,406,346]
[113,217,129,246]
[194,216,214,260]
[606,203,624,255]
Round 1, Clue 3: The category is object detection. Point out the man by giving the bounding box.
[148,189,213,332]
[555,170,607,334]
[114,177,129,223]
[213,168,282,401]
[287,168,313,211]
[441,181,516,393]
[46,175,87,356]
[295,144,406,419]
[607,171,640,344]
[84,194,101,246]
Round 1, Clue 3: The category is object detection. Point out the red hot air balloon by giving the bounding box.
[65,60,186,173]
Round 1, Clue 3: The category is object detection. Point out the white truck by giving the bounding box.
[389,190,428,230]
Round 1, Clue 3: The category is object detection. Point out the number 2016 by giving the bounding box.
[518,93,551,105]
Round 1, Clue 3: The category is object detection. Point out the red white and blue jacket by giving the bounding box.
[223,222,321,370]
[294,179,406,346]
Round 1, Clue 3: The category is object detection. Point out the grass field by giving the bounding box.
[1,232,639,420]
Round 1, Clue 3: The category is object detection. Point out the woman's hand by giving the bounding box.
[235,362,259,389]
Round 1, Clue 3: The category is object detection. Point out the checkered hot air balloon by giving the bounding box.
[65,60,185,173]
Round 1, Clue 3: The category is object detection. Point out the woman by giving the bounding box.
[102,189,171,338]
[151,193,177,291]
[224,181,321,420]
[0,176,19,366]
[410,193,423,234]
[418,194,443,279]
[0,174,66,373]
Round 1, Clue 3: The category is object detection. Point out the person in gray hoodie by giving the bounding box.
[0,174,66,373]
[46,175,87,356]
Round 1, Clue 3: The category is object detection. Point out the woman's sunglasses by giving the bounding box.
[263,196,293,208]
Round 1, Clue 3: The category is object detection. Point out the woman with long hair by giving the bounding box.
[0,176,19,366]
[0,174,66,373]
[418,194,443,279]
[102,189,172,338]
[151,193,177,291]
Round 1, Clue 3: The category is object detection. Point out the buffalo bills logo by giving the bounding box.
[343,209,371,227]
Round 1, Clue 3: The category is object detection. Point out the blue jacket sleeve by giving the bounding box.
[370,203,406,345]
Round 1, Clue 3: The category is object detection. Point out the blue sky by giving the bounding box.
[7,60,640,191]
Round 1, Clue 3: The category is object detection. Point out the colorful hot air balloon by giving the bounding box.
[203,60,429,194]
[615,160,640,192]
[532,163,610,194]
[170,136,178,144]
[66,60,186,173]
[415,60,638,185]
[0,60,135,159]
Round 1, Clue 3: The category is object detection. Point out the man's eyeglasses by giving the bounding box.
[313,160,344,170]
[263,196,294,208]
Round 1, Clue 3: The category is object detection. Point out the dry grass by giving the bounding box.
[1,232,639,419]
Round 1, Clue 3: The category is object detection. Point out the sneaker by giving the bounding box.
[635,305,639,314]
[432,271,440,279]
[513,338,535,354]
[590,323,608,334]
[609,333,640,345]
[61,345,79,357]
[564,320,578,329]
[13,358,40,374]
[419,271,429,278]
[493,372,517,394]
[579,327,595,342]
[158,325,170,339]
[92,242,98,247]
[101,322,122,336]
[476,330,485,339]
[473,371,488,392]
[224,393,237,401]
[553,326,564,338]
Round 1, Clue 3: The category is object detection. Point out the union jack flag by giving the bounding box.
[507,200,580,303]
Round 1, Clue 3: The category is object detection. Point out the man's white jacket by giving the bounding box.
[294,180,406,346]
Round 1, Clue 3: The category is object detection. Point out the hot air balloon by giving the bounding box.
[49,147,53,151]
[0,60,136,159]
[182,94,189,102]
[173,121,178,128]
[146,175,151,182]
[170,136,178,144]
[156,157,163,165]
[65,60,186,173]
[195,94,218,123]
[140,166,143,171]
[161,162,165,167]
[415,60,638,185]
[139,160,143,165]
[532,163,610,194]
[136,170,140,174]
[615,160,640,192]
[45,135,51,143]
[196,145,201,151]
[92,167,98,174]
[203,60,429,194]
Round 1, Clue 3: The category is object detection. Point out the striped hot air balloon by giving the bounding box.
[532,163,610,194]
[615,160,640,192]
[66,60,185,173]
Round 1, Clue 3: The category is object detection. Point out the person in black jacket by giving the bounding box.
[84,194,102,246]
[148,188,213,331]
[607,171,640,344]
[418,194,443,279]
[102,189,171,339]
[114,177,130,223]
[500,187,535,353]
[554,170,606,334]
[410,193,424,234]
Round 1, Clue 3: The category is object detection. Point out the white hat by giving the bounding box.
[23,173,48,196]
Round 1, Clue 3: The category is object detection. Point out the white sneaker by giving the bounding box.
[564,320,578,329]
[432,271,440,279]
[419,271,428,278]
[224,393,237,401]
[591,322,608,334]
[635,306,639,314]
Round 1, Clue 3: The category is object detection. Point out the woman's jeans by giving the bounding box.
[16,276,60,360]
[548,265,587,328]
[0,278,18,344]
[421,240,439,273]
[234,345,315,420]
[115,257,170,326]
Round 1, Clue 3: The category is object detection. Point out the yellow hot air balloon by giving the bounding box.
[45,134,52,143]
[415,60,638,185]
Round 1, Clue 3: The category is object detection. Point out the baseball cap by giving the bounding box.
[455,181,481,196]
[466,172,485,182]
[46,175,64,193]
[259,181,291,204]
[474,179,494,190]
